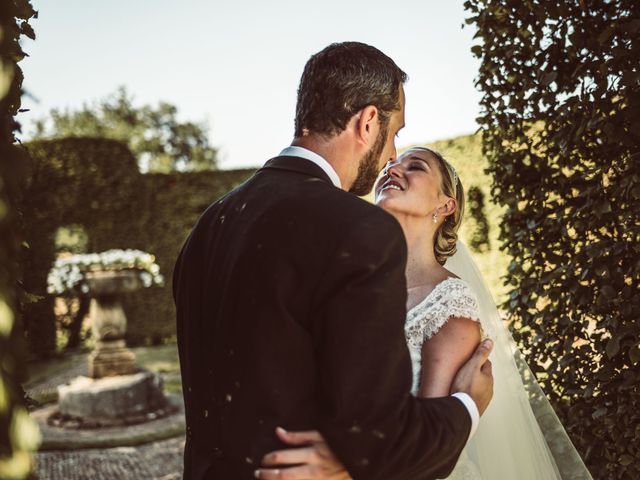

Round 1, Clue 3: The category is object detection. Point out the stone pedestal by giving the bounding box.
[50,265,173,431]
[85,270,142,378]
[57,371,169,426]
[89,339,136,378]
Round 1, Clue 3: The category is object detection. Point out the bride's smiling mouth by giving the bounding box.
[380,179,405,192]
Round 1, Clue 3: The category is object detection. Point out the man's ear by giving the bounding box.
[355,105,379,145]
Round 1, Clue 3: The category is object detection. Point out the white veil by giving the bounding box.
[446,241,593,480]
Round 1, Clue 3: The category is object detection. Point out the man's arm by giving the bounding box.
[255,339,492,479]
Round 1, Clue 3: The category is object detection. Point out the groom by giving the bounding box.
[174,42,493,480]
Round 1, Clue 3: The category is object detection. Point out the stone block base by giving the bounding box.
[57,371,168,424]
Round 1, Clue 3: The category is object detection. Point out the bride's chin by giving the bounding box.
[374,196,388,207]
[374,190,395,204]
[375,198,398,213]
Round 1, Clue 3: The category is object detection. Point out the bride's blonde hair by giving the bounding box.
[411,147,465,265]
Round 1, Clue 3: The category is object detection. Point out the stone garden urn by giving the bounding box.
[50,251,172,427]
[85,268,141,378]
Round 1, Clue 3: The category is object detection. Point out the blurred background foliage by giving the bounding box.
[466,0,639,478]
[21,130,507,353]
[20,137,253,358]
[21,130,510,361]
[0,0,41,478]
[31,86,219,173]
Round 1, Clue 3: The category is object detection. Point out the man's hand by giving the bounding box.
[451,338,494,415]
[254,427,351,480]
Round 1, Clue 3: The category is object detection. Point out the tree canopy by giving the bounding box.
[33,86,219,173]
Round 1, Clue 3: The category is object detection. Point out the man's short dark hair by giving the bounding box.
[294,42,407,138]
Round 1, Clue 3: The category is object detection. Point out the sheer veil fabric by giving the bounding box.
[445,241,593,480]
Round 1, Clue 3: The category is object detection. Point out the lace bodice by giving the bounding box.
[404,277,480,395]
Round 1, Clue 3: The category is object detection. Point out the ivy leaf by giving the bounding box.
[542,71,557,86]
[630,345,640,365]
[620,455,635,467]
[606,336,621,359]
[600,285,616,299]
[14,0,37,20]
[599,201,612,214]
[592,407,607,419]
[20,21,35,40]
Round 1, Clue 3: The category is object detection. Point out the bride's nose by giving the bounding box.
[384,161,402,178]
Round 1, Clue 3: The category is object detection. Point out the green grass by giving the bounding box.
[133,344,180,374]
[25,350,89,389]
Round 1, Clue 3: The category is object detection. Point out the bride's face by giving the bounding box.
[374,148,449,219]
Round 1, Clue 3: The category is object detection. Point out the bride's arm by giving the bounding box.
[419,316,481,398]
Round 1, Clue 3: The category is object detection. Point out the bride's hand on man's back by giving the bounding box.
[451,338,494,415]
[255,427,351,480]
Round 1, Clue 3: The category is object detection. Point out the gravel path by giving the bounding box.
[35,436,185,480]
[28,347,186,479]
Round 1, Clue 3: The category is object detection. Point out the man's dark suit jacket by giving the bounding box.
[173,155,471,479]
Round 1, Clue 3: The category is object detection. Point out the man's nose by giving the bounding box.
[390,145,398,162]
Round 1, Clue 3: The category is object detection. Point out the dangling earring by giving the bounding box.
[432,212,438,224]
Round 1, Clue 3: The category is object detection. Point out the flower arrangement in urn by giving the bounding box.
[47,249,164,296]
[47,249,164,378]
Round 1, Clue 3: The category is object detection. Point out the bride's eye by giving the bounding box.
[409,163,425,171]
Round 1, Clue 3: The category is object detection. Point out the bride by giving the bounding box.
[254,147,592,479]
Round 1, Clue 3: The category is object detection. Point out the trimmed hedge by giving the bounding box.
[466,1,640,478]
[123,170,255,344]
[21,137,255,356]
[21,138,140,357]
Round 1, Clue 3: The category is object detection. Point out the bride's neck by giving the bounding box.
[393,215,440,286]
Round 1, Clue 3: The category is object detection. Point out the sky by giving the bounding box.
[19,0,482,169]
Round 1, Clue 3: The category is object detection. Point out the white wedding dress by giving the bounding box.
[404,241,593,480]
[405,276,485,480]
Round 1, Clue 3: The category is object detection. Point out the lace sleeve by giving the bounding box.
[405,278,481,349]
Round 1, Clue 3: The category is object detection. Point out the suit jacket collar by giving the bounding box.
[260,156,335,187]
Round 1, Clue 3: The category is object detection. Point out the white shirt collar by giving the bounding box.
[279,146,342,189]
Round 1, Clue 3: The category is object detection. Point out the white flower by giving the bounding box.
[140,272,152,288]
[46,248,164,296]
